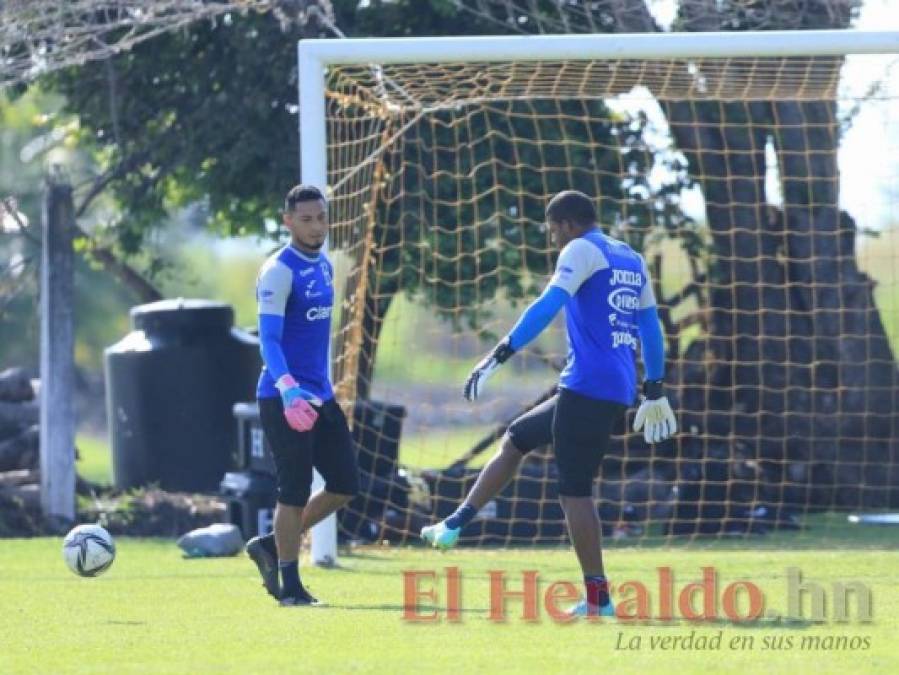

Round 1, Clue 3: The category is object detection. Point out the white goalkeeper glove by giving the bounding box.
[633,379,677,444]
[463,337,515,402]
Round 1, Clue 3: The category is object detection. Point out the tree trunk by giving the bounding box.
[660,77,899,508]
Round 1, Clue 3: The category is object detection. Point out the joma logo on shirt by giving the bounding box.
[306,306,332,321]
[611,269,642,286]
[612,330,637,349]
[608,287,639,312]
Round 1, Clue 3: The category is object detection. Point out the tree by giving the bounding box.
[40,1,686,400]
[454,0,898,509]
[41,1,491,254]
[34,0,893,510]
[0,1,339,89]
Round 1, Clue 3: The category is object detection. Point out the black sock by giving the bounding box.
[445,503,477,530]
[279,560,301,597]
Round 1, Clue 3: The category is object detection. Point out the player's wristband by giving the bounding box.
[494,337,516,364]
[643,378,664,400]
[275,374,300,394]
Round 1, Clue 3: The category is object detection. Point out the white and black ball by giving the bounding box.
[63,524,116,577]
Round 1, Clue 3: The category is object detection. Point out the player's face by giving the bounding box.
[284,198,328,252]
[547,218,576,249]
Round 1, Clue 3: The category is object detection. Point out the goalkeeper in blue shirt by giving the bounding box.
[246,185,359,607]
[421,190,677,618]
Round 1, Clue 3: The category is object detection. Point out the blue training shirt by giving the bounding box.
[255,245,335,401]
[549,229,656,406]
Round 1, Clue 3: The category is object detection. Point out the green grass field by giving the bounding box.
[1,522,896,674]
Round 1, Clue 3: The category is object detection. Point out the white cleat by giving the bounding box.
[566,598,616,619]
[420,521,461,550]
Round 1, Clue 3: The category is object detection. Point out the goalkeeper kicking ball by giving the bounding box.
[63,524,116,577]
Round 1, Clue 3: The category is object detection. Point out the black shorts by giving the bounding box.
[507,387,626,497]
[258,397,360,507]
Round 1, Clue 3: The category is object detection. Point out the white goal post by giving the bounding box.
[299,29,899,565]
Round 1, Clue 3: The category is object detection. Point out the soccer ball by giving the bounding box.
[63,524,116,577]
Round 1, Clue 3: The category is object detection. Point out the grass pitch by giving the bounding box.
[1,522,897,674]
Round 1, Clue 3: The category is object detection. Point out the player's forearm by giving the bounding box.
[258,313,291,383]
[507,285,570,350]
[636,306,665,381]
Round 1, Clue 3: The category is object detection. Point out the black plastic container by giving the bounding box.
[105,299,261,492]
[352,400,406,477]
[233,401,276,474]
[220,470,278,539]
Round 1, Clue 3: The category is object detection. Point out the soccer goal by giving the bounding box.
[300,30,899,563]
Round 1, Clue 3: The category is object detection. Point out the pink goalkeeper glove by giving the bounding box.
[276,375,322,433]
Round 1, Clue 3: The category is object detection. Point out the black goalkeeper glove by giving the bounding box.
[463,337,515,402]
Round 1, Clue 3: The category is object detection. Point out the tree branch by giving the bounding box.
[76,236,163,302]
[74,148,153,219]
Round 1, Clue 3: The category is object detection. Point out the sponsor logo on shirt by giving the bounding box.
[299,267,315,277]
[305,279,322,298]
[611,269,642,286]
[612,330,638,349]
[608,287,639,312]
[306,306,332,321]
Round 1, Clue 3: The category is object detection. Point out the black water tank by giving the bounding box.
[105,299,261,492]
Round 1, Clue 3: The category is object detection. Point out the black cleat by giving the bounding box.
[279,583,322,607]
[246,534,280,599]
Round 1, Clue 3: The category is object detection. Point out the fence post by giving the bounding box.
[39,174,76,523]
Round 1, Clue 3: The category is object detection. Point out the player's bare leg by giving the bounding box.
[249,490,351,582]
[274,502,304,562]
[300,490,353,534]
[421,435,524,549]
[271,503,320,605]
[464,436,524,510]
[559,495,614,618]
[559,495,605,576]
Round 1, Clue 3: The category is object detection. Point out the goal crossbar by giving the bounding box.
[300,29,899,67]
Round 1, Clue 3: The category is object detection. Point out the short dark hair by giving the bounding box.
[545,190,597,229]
[284,184,325,211]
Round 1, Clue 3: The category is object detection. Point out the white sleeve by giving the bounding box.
[638,254,657,309]
[549,238,609,296]
[256,259,293,317]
